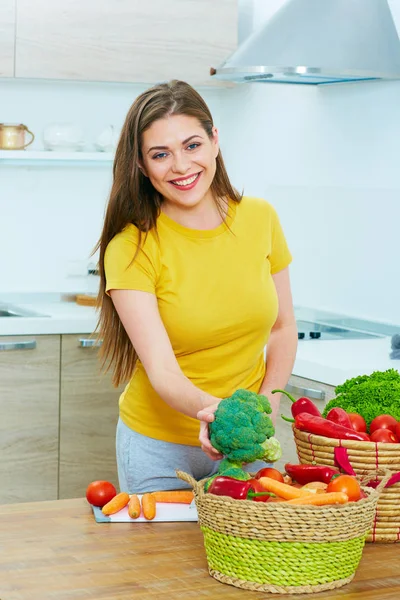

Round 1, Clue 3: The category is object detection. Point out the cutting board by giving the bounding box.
[91,496,198,523]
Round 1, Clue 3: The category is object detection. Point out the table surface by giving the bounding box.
[1,497,399,600]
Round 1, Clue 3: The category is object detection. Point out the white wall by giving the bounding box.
[0,79,223,293]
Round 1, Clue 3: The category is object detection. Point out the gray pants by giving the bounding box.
[116,418,270,494]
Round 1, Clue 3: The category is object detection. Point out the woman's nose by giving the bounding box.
[171,152,191,174]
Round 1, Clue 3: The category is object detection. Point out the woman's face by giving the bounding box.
[140,114,219,211]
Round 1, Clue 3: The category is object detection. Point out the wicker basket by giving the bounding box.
[176,469,387,595]
[293,426,400,543]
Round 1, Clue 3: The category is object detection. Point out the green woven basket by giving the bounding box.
[177,470,383,595]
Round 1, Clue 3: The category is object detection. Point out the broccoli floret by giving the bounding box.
[209,389,275,464]
[322,369,400,428]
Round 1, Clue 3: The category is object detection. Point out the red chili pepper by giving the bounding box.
[295,413,370,442]
[272,389,321,423]
[207,476,272,500]
[326,407,353,429]
[284,463,340,485]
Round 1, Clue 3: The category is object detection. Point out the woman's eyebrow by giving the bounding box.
[147,134,203,154]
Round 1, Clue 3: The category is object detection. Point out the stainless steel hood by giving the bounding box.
[212,0,400,85]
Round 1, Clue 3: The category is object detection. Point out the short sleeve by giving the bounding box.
[268,205,293,274]
[104,226,160,295]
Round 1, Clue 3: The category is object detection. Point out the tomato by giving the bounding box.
[254,467,284,483]
[370,428,399,444]
[348,413,367,433]
[370,414,398,434]
[395,422,400,440]
[86,480,117,507]
[326,475,361,501]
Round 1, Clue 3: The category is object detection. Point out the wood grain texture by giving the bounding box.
[59,334,122,499]
[0,497,399,600]
[274,375,335,471]
[16,0,237,85]
[0,335,60,503]
[0,0,15,77]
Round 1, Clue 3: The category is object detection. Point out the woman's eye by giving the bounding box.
[153,152,168,160]
[187,143,200,151]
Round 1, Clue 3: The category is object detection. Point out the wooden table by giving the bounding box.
[0,498,399,600]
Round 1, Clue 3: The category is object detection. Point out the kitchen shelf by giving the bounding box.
[0,150,114,164]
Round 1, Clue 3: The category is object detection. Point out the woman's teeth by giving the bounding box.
[172,173,199,186]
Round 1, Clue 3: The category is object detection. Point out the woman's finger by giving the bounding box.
[199,421,223,460]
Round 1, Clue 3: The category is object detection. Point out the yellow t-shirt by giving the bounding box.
[105,196,292,446]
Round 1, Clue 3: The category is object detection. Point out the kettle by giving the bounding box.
[0,123,35,150]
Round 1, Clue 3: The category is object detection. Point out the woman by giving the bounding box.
[96,80,298,494]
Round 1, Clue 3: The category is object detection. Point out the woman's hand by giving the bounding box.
[197,403,223,461]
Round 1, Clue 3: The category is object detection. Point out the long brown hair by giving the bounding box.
[95,79,241,386]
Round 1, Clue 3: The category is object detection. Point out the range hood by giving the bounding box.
[211,0,400,85]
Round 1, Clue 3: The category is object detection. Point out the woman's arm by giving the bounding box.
[258,267,298,424]
[110,288,222,424]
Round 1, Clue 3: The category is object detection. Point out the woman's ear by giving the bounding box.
[137,161,148,177]
[211,126,220,158]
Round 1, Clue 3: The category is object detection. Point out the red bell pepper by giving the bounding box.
[326,407,353,429]
[207,476,272,500]
[284,463,340,485]
[272,389,321,423]
[294,413,371,442]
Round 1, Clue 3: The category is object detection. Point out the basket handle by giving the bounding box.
[334,447,399,489]
[176,470,200,491]
[357,468,393,492]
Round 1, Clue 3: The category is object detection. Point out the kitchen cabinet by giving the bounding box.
[0,0,15,77]
[274,375,336,472]
[0,335,60,504]
[15,0,237,86]
[59,334,121,499]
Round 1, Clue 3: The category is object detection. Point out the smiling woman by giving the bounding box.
[94,80,298,495]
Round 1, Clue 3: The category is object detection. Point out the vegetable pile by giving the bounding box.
[206,464,366,506]
[278,370,400,443]
[323,369,400,428]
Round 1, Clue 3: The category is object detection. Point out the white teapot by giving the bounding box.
[95,125,118,152]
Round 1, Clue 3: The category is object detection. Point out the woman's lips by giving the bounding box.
[169,172,201,191]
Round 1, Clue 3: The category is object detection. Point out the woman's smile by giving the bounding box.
[169,171,202,190]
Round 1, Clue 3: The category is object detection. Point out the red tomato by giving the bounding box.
[254,467,284,483]
[370,414,398,434]
[348,413,367,433]
[326,475,361,501]
[370,428,399,444]
[86,480,117,507]
[395,422,400,440]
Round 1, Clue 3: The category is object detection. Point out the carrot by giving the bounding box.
[151,490,194,504]
[286,492,349,505]
[142,493,157,520]
[128,494,141,519]
[101,492,130,515]
[258,477,313,500]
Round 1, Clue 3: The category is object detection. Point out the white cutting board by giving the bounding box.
[91,496,198,523]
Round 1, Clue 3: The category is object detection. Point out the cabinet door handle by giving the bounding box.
[285,383,326,401]
[79,338,102,348]
[0,340,37,351]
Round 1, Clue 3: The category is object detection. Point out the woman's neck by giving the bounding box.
[161,195,228,231]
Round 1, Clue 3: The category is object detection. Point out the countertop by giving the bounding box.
[1,497,399,600]
[0,293,398,387]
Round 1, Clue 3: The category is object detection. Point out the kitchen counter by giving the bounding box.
[1,497,399,600]
[0,293,398,386]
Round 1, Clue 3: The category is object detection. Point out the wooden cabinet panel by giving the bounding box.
[274,375,336,472]
[59,335,121,499]
[16,0,237,85]
[0,0,15,77]
[0,335,59,504]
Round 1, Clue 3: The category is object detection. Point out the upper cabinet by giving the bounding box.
[0,0,15,77]
[15,0,237,86]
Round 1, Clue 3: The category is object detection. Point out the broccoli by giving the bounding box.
[322,369,400,428]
